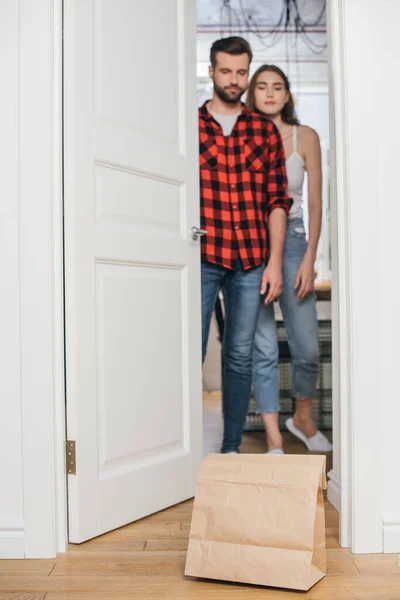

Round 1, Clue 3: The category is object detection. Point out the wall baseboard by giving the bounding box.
[383,514,400,553]
[327,468,340,512]
[0,519,24,558]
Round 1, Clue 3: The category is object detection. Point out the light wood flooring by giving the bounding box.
[0,392,399,599]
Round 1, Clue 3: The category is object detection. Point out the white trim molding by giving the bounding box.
[52,0,69,556]
[326,0,352,550]
[327,469,340,514]
[328,0,386,554]
[19,0,66,558]
[0,519,24,559]
[0,0,25,559]
[383,514,400,554]
[326,0,350,550]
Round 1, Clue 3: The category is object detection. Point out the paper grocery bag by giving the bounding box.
[185,453,327,591]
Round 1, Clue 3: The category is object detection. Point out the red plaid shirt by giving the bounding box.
[199,102,291,270]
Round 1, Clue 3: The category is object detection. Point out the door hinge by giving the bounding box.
[66,440,76,475]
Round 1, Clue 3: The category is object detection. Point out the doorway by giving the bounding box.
[19,0,380,558]
[196,0,342,537]
[62,0,343,547]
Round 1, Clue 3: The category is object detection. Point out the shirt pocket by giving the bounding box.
[242,138,267,172]
[199,133,218,170]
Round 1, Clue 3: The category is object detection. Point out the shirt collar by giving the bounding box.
[200,101,252,122]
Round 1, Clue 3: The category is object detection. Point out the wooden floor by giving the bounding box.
[1,392,399,600]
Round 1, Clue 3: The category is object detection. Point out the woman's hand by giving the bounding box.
[295,256,315,299]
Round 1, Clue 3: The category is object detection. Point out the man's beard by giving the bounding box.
[213,81,246,104]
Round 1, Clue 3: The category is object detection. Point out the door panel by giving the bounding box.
[64,0,202,543]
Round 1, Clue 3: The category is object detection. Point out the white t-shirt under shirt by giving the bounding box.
[209,110,241,136]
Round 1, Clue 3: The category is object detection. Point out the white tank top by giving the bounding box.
[286,126,305,219]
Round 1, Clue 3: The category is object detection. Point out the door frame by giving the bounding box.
[18,0,67,556]
[18,0,378,557]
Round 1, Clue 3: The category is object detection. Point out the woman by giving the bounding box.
[246,65,332,454]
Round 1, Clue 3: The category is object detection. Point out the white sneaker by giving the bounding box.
[286,418,333,452]
[266,448,285,455]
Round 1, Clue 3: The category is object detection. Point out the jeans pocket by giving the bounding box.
[288,224,306,240]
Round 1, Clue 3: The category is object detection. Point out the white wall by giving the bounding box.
[295,92,330,143]
[0,1,25,558]
[196,29,328,80]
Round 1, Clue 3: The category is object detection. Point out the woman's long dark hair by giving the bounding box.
[246,64,300,126]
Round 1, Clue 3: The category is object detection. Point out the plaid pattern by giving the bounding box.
[199,102,291,270]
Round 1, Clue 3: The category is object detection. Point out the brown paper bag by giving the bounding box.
[185,453,327,591]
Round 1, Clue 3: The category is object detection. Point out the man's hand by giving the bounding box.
[295,256,315,299]
[261,260,283,305]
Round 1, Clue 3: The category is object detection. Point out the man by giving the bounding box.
[200,36,291,454]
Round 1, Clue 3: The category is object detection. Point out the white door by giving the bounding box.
[63,0,202,543]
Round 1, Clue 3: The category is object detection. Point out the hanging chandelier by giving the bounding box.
[218,0,327,55]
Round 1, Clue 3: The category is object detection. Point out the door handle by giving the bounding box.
[191,226,208,241]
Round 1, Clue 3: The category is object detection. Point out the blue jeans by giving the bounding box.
[252,219,319,413]
[201,262,264,453]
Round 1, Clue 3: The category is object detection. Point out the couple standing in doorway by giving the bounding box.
[200,36,332,455]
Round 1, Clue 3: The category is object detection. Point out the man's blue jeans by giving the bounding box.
[201,261,264,453]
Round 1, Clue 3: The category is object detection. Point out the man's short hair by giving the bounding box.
[210,36,253,68]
